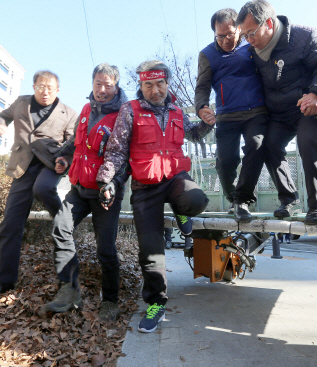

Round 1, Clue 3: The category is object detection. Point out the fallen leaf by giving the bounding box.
[91,353,107,367]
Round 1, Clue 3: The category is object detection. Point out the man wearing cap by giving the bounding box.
[97,60,213,333]
[237,0,317,223]
[0,70,77,294]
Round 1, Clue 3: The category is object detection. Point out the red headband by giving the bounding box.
[139,70,167,81]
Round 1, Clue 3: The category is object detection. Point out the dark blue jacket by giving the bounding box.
[249,16,317,121]
[201,39,265,114]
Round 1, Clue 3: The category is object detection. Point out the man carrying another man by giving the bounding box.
[195,8,268,222]
[237,0,317,223]
[0,71,77,293]
[97,60,213,332]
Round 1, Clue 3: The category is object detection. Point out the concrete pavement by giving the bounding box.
[117,235,317,367]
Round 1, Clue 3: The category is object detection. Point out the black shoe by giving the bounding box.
[0,283,14,294]
[234,203,252,223]
[44,282,82,313]
[99,301,120,321]
[227,203,234,214]
[274,202,302,218]
[165,240,172,249]
[304,209,317,225]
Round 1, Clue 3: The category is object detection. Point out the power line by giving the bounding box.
[193,0,199,52]
[82,0,95,67]
[159,0,170,34]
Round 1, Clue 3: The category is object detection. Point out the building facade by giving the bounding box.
[0,43,25,155]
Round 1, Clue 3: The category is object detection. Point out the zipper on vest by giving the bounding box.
[162,131,165,137]
[221,83,225,106]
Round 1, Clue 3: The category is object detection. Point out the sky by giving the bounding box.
[1,0,316,114]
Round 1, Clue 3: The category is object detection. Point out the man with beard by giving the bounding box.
[97,60,214,332]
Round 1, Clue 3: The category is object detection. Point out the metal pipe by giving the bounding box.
[28,211,316,236]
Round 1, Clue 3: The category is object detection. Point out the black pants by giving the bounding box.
[265,114,317,208]
[131,172,209,306]
[0,161,62,284]
[52,185,122,303]
[216,114,268,204]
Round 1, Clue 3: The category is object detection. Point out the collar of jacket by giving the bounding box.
[138,94,176,112]
[248,15,291,54]
[87,87,128,116]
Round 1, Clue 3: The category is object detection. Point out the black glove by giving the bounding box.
[99,181,118,206]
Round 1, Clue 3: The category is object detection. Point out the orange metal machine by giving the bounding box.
[184,230,269,283]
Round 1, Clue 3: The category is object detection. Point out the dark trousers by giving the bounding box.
[164,227,173,242]
[131,172,209,306]
[52,185,122,303]
[265,115,317,208]
[0,162,62,284]
[215,114,268,204]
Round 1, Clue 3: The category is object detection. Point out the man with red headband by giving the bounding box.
[97,60,214,333]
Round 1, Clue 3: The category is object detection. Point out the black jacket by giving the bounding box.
[249,16,317,121]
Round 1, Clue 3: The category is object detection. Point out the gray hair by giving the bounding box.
[237,0,277,26]
[33,70,59,87]
[211,8,238,31]
[92,63,120,86]
[136,60,172,99]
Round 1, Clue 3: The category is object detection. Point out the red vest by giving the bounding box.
[129,100,191,184]
[68,103,118,190]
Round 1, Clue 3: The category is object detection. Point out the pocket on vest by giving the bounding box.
[130,156,161,184]
[136,118,156,144]
[172,155,191,173]
[170,119,185,144]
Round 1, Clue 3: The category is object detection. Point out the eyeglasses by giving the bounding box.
[34,85,57,93]
[215,28,238,41]
[241,23,262,40]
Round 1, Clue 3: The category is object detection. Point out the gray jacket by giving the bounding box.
[0,95,77,178]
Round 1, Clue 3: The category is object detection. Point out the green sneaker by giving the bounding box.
[175,214,192,235]
[138,303,165,333]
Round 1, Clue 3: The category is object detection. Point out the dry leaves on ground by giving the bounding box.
[0,225,142,367]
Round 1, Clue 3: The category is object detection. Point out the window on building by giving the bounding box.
[0,98,5,109]
[9,88,12,95]
[0,82,7,92]
[11,71,14,79]
[0,63,9,75]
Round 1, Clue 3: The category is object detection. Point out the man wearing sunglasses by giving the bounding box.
[195,8,268,222]
[0,70,77,293]
[237,0,317,224]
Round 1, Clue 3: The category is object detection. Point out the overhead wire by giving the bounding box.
[159,0,170,34]
[193,0,199,52]
[82,0,95,67]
